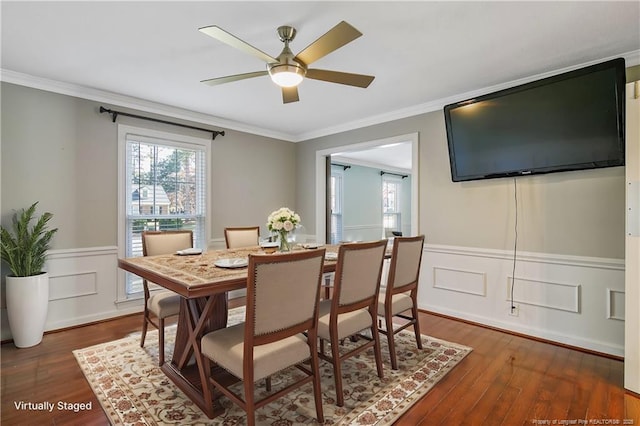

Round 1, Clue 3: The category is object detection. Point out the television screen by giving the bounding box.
[443,58,626,182]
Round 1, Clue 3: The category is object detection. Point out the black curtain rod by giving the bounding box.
[99,106,225,140]
[331,163,352,170]
[380,171,408,179]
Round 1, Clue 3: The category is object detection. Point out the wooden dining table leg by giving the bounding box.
[173,294,228,364]
[161,293,228,419]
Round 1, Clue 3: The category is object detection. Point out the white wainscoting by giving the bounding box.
[433,266,487,296]
[420,244,625,357]
[1,246,143,341]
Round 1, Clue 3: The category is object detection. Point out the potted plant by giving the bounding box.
[1,202,58,348]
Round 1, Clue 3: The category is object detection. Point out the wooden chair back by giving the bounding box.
[224,226,260,249]
[142,230,193,256]
[332,240,388,311]
[245,249,325,347]
[386,235,425,294]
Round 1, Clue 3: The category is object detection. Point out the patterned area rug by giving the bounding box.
[73,308,471,425]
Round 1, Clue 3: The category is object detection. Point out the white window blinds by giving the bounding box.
[122,131,208,296]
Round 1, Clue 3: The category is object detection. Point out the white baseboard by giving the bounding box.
[423,303,624,356]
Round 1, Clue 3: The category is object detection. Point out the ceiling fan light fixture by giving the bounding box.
[200,21,374,103]
[269,64,306,87]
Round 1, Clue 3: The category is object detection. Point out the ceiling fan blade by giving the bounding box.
[282,86,299,104]
[201,70,268,86]
[199,25,278,64]
[306,69,375,88]
[295,21,362,65]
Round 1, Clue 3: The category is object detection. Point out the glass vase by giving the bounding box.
[278,231,291,252]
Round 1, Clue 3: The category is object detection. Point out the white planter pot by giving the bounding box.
[6,273,49,348]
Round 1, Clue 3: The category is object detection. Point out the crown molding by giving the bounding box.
[3,49,638,144]
[0,69,297,142]
[296,49,640,142]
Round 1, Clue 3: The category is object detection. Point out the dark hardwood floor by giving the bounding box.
[1,300,638,425]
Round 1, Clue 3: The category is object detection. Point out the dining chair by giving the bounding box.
[224,226,260,249]
[140,230,193,366]
[201,249,326,426]
[378,235,425,370]
[317,239,387,407]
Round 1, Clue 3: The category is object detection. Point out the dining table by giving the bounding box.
[117,244,340,419]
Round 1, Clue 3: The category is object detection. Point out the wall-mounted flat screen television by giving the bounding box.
[443,58,626,182]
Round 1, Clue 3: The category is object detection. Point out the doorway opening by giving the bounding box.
[314,133,419,243]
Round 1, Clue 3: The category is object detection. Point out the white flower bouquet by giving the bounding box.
[267,207,301,251]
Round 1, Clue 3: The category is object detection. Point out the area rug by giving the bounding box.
[73,308,471,425]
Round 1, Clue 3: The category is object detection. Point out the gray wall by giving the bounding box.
[3,81,626,259]
[211,129,296,239]
[1,83,117,248]
[1,82,296,250]
[297,109,625,260]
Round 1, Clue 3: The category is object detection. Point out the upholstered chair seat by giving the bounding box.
[377,292,413,317]
[318,301,372,340]
[202,323,311,382]
[147,292,181,319]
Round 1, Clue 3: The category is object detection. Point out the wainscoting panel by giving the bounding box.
[607,288,625,321]
[434,267,486,296]
[49,272,98,301]
[1,246,143,342]
[508,276,580,313]
[420,244,625,356]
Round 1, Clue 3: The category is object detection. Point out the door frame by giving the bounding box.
[314,132,419,244]
[625,81,640,393]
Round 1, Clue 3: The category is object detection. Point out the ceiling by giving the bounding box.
[2,1,639,145]
[333,142,413,173]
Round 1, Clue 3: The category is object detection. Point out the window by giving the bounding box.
[330,167,344,244]
[118,126,209,299]
[382,177,401,233]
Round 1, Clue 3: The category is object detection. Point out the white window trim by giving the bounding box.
[116,124,211,303]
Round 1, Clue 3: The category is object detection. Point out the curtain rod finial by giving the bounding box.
[99,106,117,122]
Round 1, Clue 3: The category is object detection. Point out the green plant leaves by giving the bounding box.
[0,202,58,277]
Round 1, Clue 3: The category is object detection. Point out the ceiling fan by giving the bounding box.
[198,21,375,104]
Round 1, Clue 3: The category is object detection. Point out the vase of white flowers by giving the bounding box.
[267,207,300,252]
